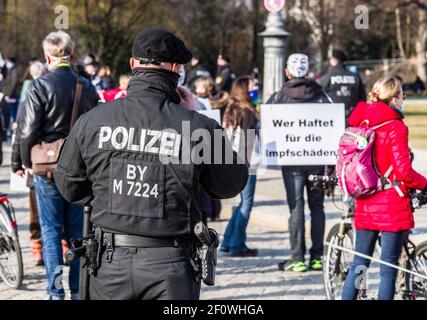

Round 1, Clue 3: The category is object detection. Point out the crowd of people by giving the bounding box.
[0,28,426,301]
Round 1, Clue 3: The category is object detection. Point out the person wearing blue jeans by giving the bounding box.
[34,175,83,300]
[220,174,257,257]
[219,75,259,257]
[342,230,406,300]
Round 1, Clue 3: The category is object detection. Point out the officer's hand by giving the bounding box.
[177,86,198,111]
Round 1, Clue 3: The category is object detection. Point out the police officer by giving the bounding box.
[319,49,367,122]
[215,55,236,93]
[53,29,248,300]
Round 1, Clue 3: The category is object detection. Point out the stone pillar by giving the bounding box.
[259,11,290,102]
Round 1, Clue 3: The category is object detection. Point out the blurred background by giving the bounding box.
[0,0,426,93]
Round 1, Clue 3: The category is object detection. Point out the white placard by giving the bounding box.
[199,109,221,124]
[198,98,212,110]
[261,104,345,166]
[10,172,29,193]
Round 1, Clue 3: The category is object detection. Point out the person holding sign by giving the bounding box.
[220,76,259,257]
[267,54,332,272]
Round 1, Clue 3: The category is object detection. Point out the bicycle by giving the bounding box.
[309,175,427,300]
[0,193,24,289]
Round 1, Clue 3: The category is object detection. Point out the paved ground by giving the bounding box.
[1,142,427,300]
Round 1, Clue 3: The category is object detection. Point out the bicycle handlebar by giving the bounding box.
[411,191,427,210]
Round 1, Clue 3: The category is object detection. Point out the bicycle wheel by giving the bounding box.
[323,223,354,300]
[0,203,24,289]
[405,241,427,300]
[396,239,415,300]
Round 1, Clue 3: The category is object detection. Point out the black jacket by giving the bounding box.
[186,64,211,90]
[216,65,235,93]
[53,68,248,237]
[267,78,332,104]
[19,66,99,168]
[11,103,25,173]
[1,64,22,97]
[319,64,366,119]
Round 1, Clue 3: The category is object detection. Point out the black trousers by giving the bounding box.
[281,166,326,262]
[89,246,201,300]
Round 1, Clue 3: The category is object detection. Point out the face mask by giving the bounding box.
[5,61,13,70]
[248,89,260,105]
[287,54,309,78]
[178,65,185,87]
[391,103,404,117]
[395,97,404,114]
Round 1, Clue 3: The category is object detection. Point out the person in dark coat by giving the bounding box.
[215,55,236,93]
[319,49,366,123]
[53,29,248,300]
[19,31,98,300]
[1,57,23,135]
[267,54,331,273]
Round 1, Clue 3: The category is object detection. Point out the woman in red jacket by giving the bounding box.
[342,76,427,300]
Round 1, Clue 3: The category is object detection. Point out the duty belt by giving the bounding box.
[101,231,193,249]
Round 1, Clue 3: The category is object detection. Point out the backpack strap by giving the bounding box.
[360,120,370,128]
[370,120,396,131]
[370,120,405,197]
[384,165,393,179]
[70,77,84,128]
[382,164,405,198]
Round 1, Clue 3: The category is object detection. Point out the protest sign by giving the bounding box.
[10,172,29,193]
[199,109,221,124]
[261,104,345,166]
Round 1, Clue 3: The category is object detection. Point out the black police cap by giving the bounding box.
[332,49,348,62]
[132,29,192,65]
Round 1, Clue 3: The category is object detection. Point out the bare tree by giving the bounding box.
[396,0,427,82]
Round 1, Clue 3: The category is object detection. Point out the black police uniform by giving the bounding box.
[53,29,248,300]
[216,65,236,93]
[319,51,366,122]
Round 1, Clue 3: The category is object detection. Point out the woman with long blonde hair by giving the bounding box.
[342,76,427,300]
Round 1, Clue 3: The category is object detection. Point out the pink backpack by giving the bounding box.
[336,120,403,199]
